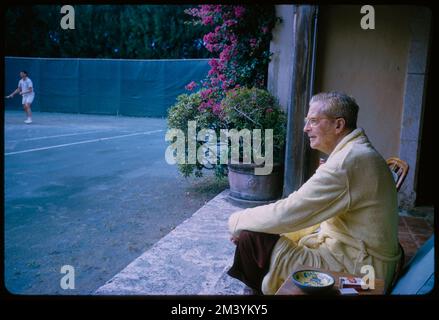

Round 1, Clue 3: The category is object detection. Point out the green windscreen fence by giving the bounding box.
[4,57,210,117]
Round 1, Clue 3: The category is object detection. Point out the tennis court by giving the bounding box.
[4,110,227,294]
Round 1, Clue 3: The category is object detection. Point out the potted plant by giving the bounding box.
[167,90,228,178]
[167,87,286,202]
[166,4,284,202]
[220,87,286,202]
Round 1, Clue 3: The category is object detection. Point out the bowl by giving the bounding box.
[291,270,335,294]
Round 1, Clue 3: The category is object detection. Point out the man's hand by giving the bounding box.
[230,235,239,245]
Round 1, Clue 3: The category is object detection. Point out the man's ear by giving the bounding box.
[335,118,346,133]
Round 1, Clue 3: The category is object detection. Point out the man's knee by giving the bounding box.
[238,230,280,247]
[238,230,255,242]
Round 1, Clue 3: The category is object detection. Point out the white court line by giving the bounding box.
[5,130,164,156]
[7,130,112,142]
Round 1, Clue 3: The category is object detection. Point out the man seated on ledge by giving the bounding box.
[227,91,401,295]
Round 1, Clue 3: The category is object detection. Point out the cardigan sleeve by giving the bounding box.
[228,164,350,237]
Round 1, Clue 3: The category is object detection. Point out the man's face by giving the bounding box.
[303,102,339,154]
[20,72,26,79]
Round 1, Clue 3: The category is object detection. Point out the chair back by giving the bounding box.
[386,157,409,192]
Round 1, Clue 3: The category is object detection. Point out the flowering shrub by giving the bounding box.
[221,87,286,164]
[184,5,279,115]
[167,5,282,178]
[167,90,226,178]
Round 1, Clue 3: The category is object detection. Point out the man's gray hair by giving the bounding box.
[310,92,359,130]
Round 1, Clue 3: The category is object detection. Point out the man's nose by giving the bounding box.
[303,123,311,133]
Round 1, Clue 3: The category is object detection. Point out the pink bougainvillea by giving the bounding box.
[184,5,278,117]
[185,81,198,91]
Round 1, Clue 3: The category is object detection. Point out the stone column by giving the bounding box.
[268,5,318,196]
[399,7,431,209]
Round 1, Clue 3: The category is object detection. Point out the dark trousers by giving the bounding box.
[227,230,280,294]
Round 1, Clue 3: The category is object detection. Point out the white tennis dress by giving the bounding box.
[18,77,35,104]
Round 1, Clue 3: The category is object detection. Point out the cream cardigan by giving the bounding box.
[228,128,401,294]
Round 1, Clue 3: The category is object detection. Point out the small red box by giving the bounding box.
[339,276,368,291]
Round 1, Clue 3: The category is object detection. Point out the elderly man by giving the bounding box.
[227,91,401,295]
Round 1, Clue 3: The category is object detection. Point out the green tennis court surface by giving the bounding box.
[4,110,227,294]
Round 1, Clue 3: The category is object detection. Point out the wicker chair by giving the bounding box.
[386,157,409,192]
[386,157,409,292]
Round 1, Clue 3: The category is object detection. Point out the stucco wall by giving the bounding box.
[315,5,412,159]
[267,5,295,112]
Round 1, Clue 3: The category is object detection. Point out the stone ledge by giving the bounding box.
[95,189,246,295]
